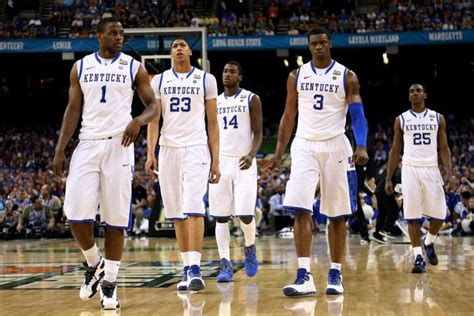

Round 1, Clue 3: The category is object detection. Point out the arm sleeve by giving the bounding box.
[348,102,368,146]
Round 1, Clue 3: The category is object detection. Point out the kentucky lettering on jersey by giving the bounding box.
[295,60,348,141]
[151,67,218,147]
[217,88,254,157]
[400,108,440,167]
[78,52,139,140]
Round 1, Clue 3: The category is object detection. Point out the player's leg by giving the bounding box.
[282,137,319,296]
[320,135,356,295]
[182,145,211,291]
[209,157,234,282]
[235,158,258,277]
[421,167,448,266]
[63,140,104,301]
[402,165,426,273]
[372,192,388,243]
[158,146,189,290]
[98,138,134,310]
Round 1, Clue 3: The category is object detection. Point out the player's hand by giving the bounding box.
[353,146,369,165]
[122,118,141,147]
[385,180,394,196]
[145,155,158,175]
[239,154,254,170]
[208,162,221,184]
[262,155,282,171]
[52,149,66,176]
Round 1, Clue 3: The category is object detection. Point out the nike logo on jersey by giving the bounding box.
[123,163,130,167]
[304,76,311,79]
[86,66,95,70]
[338,159,344,163]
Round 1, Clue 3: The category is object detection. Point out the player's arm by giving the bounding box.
[385,117,403,195]
[122,64,160,147]
[437,114,452,184]
[145,74,163,175]
[265,70,298,169]
[206,97,220,183]
[346,70,369,165]
[53,62,84,176]
[240,94,263,170]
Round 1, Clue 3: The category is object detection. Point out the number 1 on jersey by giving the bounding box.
[223,115,238,129]
[100,85,107,103]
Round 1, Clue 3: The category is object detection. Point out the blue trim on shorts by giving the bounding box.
[283,206,313,213]
[67,219,95,223]
[167,216,188,221]
[183,212,206,217]
[347,170,358,213]
[210,214,233,219]
[235,215,256,218]
[327,214,351,219]
[104,223,128,230]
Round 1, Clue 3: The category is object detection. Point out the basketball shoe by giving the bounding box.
[100,280,120,310]
[411,254,426,273]
[326,269,344,295]
[80,257,105,300]
[177,266,189,291]
[188,265,205,291]
[217,258,233,282]
[244,244,258,277]
[422,237,438,265]
[283,268,317,297]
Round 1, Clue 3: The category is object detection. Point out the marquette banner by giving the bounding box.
[0,30,472,53]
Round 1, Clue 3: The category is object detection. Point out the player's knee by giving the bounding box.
[216,217,230,223]
[294,210,312,221]
[239,216,253,225]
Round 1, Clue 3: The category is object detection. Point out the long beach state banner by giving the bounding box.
[0,29,472,53]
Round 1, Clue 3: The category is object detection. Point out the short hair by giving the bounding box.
[226,61,243,76]
[170,37,189,48]
[307,27,331,41]
[96,17,120,33]
[410,83,427,93]
[30,194,40,203]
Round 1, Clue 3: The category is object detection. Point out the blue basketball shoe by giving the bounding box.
[217,258,233,282]
[188,265,205,291]
[177,266,189,291]
[422,237,438,265]
[326,269,344,295]
[411,255,426,273]
[244,244,258,277]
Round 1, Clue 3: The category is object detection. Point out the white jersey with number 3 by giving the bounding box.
[151,67,218,147]
[78,52,140,140]
[217,88,254,157]
[400,108,440,167]
[295,60,348,141]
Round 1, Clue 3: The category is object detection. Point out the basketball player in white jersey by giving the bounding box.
[209,61,263,282]
[385,83,452,273]
[264,28,369,296]
[145,38,220,292]
[52,18,159,310]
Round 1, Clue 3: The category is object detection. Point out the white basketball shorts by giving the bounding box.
[158,145,210,220]
[283,135,357,218]
[402,165,446,220]
[209,155,257,218]
[64,136,134,228]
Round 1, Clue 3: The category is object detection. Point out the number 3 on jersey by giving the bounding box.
[223,115,238,129]
[313,94,324,110]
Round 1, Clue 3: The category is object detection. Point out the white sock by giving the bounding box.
[104,259,120,283]
[181,252,190,267]
[240,218,256,247]
[413,246,422,258]
[424,232,437,245]
[188,251,201,266]
[331,262,342,271]
[298,257,311,272]
[81,244,101,267]
[216,222,231,260]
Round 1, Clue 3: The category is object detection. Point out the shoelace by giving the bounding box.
[294,270,310,285]
[328,270,341,285]
[245,247,256,266]
[83,262,97,285]
[220,260,232,273]
[189,265,201,277]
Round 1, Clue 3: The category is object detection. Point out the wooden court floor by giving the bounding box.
[1,234,473,316]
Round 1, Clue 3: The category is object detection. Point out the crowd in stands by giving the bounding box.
[0,0,472,39]
[0,114,472,240]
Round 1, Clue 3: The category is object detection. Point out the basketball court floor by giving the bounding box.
[1,234,473,315]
